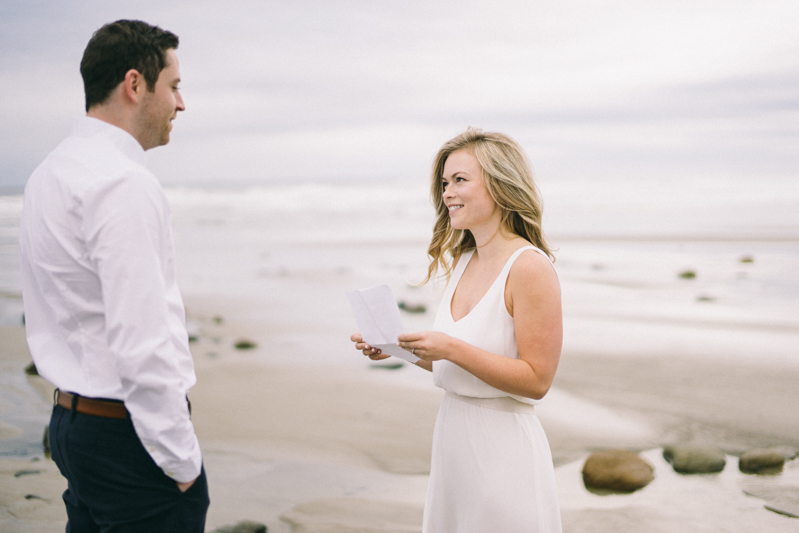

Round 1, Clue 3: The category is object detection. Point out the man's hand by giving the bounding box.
[176,478,196,493]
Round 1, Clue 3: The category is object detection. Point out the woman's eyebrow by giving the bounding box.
[443,171,466,179]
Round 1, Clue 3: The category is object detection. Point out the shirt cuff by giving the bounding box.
[140,436,203,483]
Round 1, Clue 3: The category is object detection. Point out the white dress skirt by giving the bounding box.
[422,246,562,533]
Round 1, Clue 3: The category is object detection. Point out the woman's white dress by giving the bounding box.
[422,246,562,533]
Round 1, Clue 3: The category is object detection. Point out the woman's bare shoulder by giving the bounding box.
[508,248,559,290]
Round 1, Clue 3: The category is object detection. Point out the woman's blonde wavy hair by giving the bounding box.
[423,128,554,284]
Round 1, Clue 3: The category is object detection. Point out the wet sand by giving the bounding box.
[2,299,798,532]
[555,351,799,455]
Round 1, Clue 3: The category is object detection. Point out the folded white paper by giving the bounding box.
[346,285,420,364]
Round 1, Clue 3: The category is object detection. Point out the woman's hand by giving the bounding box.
[397,331,457,362]
[350,333,391,361]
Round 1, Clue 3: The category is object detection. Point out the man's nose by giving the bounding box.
[176,91,186,112]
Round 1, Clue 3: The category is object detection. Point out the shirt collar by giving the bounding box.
[71,116,148,166]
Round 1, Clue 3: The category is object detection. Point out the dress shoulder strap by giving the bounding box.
[444,250,474,294]
[453,250,474,278]
[503,245,549,271]
[497,245,552,284]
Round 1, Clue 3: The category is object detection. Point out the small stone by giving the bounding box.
[186,319,201,342]
[678,270,697,279]
[739,255,754,263]
[14,469,41,478]
[370,362,404,370]
[213,316,224,324]
[581,450,654,492]
[24,362,39,376]
[663,443,726,474]
[696,295,715,302]
[398,301,427,314]
[233,521,267,533]
[234,339,258,350]
[210,520,267,533]
[739,449,785,474]
[43,425,50,459]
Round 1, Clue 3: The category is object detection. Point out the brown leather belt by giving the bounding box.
[56,390,129,419]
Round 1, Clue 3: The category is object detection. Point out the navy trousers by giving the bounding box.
[49,404,210,533]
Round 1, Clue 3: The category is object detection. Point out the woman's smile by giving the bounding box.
[441,149,500,233]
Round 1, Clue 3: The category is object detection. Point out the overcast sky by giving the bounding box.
[1,0,797,189]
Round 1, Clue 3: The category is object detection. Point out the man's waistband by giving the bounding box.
[55,390,129,419]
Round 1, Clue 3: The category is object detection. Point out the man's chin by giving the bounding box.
[160,123,173,146]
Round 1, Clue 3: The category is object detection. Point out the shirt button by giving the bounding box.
[149,447,155,452]
[167,471,174,476]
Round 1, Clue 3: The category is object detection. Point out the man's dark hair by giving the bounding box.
[80,20,179,112]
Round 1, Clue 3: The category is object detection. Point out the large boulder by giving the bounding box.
[582,450,654,492]
[663,444,726,474]
[739,449,785,474]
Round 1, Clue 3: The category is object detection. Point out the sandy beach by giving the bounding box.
[2,284,798,532]
[2,182,798,532]
[2,0,798,529]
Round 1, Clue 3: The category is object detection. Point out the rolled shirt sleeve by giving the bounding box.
[83,169,201,483]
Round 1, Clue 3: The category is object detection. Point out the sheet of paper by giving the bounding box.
[346,285,420,364]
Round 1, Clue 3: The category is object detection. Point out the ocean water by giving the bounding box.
[0,194,24,327]
[1,177,798,358]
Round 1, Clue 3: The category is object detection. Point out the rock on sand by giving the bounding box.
[739,449,786,474]
[581,449,654,492]
[663,443,726,474]
[210,520,267,533]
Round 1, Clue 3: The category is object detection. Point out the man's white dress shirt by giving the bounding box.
[19,117,201,483]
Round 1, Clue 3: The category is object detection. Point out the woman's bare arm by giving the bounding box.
[398,251,562,399]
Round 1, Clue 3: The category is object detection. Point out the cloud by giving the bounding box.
[1,0,797,188]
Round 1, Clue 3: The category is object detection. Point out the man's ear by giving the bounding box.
[121,69,144,104]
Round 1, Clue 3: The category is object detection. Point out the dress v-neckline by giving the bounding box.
[448,246,535,323]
